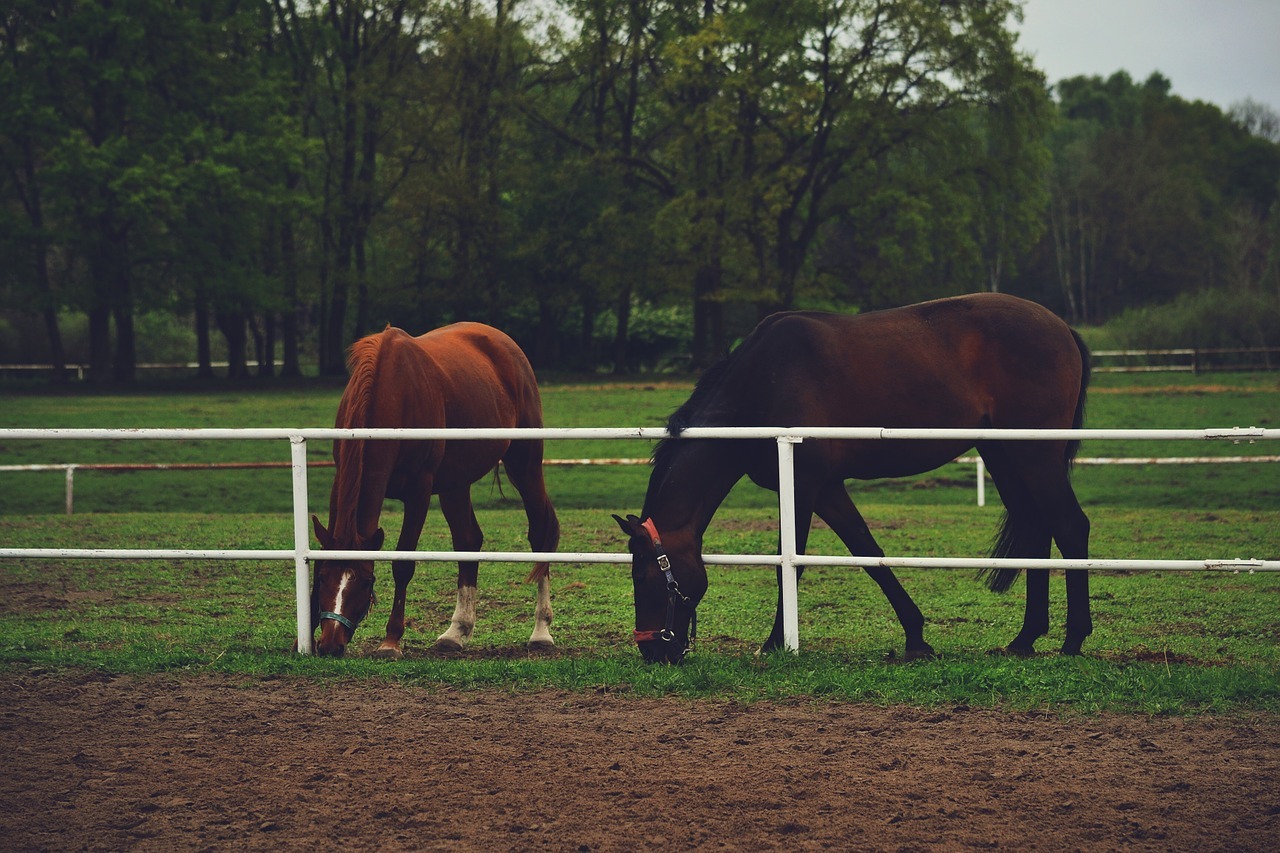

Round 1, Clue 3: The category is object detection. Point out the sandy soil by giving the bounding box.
[3,670,1278,851]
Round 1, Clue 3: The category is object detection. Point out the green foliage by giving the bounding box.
[1102,288,1280,351]
[1012,71,1280,323]
[2,2,1279,378]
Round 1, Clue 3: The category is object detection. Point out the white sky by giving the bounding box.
[1015,0,1280,111]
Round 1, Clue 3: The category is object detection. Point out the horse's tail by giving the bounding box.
[984,513,1041,592]
[984,328,1091,594]
[1064,328,1091,469]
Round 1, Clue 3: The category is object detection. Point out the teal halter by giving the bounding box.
[319,588,376,634]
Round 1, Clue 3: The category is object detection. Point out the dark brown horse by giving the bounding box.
[309,323,559,657]
[614,293,1091,664]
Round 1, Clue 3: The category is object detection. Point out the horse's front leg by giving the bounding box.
[374,494,431,660]
[760,482,815,655]
[436,489,482,652]
[815,481,934,660]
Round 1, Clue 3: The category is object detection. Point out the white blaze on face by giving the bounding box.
[332,570,354,619]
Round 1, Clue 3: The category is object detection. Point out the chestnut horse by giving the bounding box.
[615,293,1091,663]
[309,323,559,657]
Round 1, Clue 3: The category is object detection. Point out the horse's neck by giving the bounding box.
[642,439,745,539]
[329,439,391,546]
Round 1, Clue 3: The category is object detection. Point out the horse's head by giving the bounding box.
[310,516,384,657]
[613,513,705,665]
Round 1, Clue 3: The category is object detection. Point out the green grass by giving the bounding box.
[1,371,1277,514]
[1,505,1276,714]
[1,372,1278,713]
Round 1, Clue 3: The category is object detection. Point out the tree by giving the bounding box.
[1022,71,1280,323]
[0,1,71,378]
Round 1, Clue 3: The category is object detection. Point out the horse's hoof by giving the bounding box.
[904,644,936,662]
[432,637,464,653]
[371,645,404,661]
[1002,644,1037,658]
[527,639,555,652]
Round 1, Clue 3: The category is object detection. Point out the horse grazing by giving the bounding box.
[309,323,559,658]
[614,292,1091,664]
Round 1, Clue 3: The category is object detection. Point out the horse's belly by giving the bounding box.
[432,439,511,490]
[839,439,972,481]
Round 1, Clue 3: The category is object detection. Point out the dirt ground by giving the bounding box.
[3,671,1278,851]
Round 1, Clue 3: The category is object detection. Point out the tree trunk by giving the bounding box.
[262,314,277,379]
[279,185,302,377]
[88,305,111,386]
[216,311,248,379]
[111,300,135,384]
[612,285,632,374]
[41,307,67,383]
[195,302,214,380]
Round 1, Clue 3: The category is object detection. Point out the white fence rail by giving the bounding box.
[2,426,1278,655]
[5,453,1280,514]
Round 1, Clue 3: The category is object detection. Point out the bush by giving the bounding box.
[1103,289,1280,350]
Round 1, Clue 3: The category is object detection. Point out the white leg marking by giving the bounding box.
[436,585,477,650]
[529,574,554,648]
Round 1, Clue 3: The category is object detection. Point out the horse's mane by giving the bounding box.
[650,351,738,472]
[343,335,383,427]
[331,332,385,544]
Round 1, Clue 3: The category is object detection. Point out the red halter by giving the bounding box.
[633,518,696,650]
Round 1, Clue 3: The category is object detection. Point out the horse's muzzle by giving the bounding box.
[635,630,687,665]
[315,622,351,657]
[315,640,347,657]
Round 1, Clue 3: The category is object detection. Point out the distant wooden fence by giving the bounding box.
[3,347,1279,378]
[0,361,293,380]
[1092,347,1279,373]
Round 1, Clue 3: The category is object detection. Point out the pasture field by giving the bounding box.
[1,370,1278,514]
[1,505,1278,715]
[1,371,1277,713]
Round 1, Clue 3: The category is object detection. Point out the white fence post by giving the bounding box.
[289,435,313,655]
[65,465,76,516]
[776,436,803,653]
[1,425,1278,657]
[976,456,986,507]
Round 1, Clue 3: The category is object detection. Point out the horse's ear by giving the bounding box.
[612,513,644,539]
[366,528,385,551]
[312,515,334,549]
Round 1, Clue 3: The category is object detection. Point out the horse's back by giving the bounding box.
[348,323,542,430]
[332,322,546,500]
[744,294,1082,427]
[724,294,1085,481]
[414,323,544,428]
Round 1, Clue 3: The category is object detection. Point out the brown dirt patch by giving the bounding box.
[3,671,1278,851]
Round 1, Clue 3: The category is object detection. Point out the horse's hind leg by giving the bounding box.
[375,493,431,660]
[981,442,1091,655]
[815,481,934,660]
[436,488,483,652]
[503,440,561,650]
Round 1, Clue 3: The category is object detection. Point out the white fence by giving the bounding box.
[6,453,1280,514]
[1,425,1278,655]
